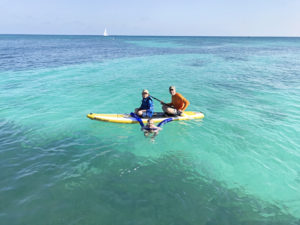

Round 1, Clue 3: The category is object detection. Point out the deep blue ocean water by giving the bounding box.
[0,35,300,225]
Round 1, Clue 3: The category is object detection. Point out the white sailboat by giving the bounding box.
[103,28,108,36]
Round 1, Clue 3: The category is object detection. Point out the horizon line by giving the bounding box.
[1,33,300,38]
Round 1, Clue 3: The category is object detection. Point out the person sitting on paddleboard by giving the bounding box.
[161,86,190,116]
[135,89,154,118]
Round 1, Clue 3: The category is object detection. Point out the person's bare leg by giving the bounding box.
[137,110,143,116]
[162,105,177,115]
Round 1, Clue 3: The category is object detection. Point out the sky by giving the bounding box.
[0,0,299,36]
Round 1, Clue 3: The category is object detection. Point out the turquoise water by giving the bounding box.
[0,35,300,224]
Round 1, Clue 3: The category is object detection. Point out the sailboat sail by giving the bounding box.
[103,28,108,36]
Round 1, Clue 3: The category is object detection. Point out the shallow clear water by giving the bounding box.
[0,35,300,224]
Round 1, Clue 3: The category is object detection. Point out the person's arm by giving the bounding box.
[165,98,173,107]
[160,96,173,107]
[160,100,172,107]
[138,101,143,110]
[146,99,154,114]
[130,113,144,127]
[157,118,173,127]
[138,99,146,112]
[179,94,190,111]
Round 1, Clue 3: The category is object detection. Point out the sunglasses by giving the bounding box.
[169,89,174,91]
[142,92,148,94]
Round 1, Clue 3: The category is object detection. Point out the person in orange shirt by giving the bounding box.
[161,86,190,116]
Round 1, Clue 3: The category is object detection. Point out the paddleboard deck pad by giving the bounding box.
[87,111,204,124]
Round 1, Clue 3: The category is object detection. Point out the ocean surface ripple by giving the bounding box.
[0,35,300,225]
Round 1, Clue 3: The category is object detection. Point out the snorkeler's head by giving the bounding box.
[147,118,154,125]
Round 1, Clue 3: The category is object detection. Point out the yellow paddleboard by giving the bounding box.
[87,111,204,124]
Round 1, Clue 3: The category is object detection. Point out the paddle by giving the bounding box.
[150,95,175,109]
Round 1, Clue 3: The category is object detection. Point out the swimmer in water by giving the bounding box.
[143,118,162,138]
[130,113,173,140]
